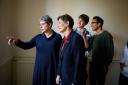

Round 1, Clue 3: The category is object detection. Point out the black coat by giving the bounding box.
[58,31,87,85]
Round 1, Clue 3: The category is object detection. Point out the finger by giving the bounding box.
[56,79,58,84]
[13,39,15,43]
[8,39,12,46]
[56,79,59,84]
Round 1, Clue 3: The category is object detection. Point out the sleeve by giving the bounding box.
[120,46,128,65]
[57,36,63,76]
[124,46,128,65]
[72,35,86,84]
[87,35,94,52]
[55,35,62,75]
[15,36,36,50]
[57,53,62,76]
[104,33,114,65]
[56,35,62,54]
[120,45,128,73]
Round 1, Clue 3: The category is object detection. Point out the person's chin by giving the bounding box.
[60,29,65,33]
[41,30,45,33]
[78,26,81,28]
[92,28,95,31]
[59,30,63,33]
[58,28,63,33]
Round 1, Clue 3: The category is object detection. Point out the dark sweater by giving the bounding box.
[91,31,114,65]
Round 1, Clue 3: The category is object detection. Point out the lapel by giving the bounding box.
[59,31,75,58]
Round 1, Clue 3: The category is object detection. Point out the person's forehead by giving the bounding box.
[40,20,46,23]
[92,19,97,21]
[58,19,64,22]
[78,18,83,21]
[78,18,84,22]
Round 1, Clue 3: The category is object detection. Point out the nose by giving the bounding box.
[57,26,59,29]
[91,24,93,27]
[40,25,42,29]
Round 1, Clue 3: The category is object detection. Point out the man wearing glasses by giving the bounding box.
[89,16,114,85]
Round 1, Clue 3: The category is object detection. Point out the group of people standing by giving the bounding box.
[7,14,114,85]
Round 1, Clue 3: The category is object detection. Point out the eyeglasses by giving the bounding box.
[91,22,97,24]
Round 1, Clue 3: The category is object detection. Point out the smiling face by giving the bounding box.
[91,19,99,31]
[57,19,68,33]
[77,18,85,28]
[40,20,51,33]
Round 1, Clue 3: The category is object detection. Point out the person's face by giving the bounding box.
[40,20,50,33]
[77,18,85,28]
[91,19,99,31]
[57,19,68,33]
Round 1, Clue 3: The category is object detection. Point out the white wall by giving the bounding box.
[11,0,46,57]
[0,0,13,85]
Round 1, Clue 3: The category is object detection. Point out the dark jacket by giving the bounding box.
[58,31,87,85]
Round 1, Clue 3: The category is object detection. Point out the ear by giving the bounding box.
[48,23,52,28]
[98,23,101,27]
[66,21,69,26]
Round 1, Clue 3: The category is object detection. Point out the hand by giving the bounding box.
[80,28,85,33]
[56,75,61,84]
[120,63,125,71]
[6,36,19,46]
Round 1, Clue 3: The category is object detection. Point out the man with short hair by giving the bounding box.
[89,16,114,85]
[74,14,92,57]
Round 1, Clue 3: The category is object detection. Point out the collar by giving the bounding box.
[64,30,72,41]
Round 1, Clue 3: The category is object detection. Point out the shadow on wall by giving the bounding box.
[112,32,126,60]
[86,61,120,85]
[105,61,120,85]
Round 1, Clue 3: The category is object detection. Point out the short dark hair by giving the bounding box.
[41,15,53,25]
[79,14,89,25]
[93,16,104,28]
[57,14,74,28]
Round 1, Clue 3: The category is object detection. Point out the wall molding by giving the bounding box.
[13,56,35,64]
[0,56,12,67]
[13,56,120,64]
